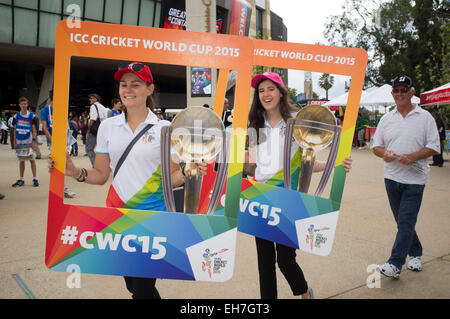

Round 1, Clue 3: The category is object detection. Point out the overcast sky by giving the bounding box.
[269,0,350,100]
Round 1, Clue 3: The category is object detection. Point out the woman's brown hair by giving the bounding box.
[247,79,297,146]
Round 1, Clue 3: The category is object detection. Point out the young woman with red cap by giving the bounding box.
[49,62,207,299]
[247,72,352,299]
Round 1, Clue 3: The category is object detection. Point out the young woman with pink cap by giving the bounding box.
[247,72,352,299]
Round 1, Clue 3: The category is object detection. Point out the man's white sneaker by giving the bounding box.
[64,187,76,198]
[407,256,422,272]
[377,262,400,279]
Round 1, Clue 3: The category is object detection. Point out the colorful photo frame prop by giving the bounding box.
[45,21,253,281]
[208,39,367,256]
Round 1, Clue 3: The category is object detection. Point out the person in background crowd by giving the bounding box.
[372,75,440,279]
[8,112,16,149]
[86,93,108,167]
[1,112,9,144]
[356,113,367,149]
[80,111,89,145]
[12,97,39,187]
[222,98,233,127]
[29,106,42,159]
[109,98,122,117]
[41,90,76,198]
[430,109,446,167]
[69,111,79,156]
[154,108,164,120]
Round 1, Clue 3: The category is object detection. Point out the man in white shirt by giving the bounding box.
[86,93,108,167]
[371,75,440,279]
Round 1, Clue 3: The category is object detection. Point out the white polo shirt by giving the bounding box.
[252,114,301,187]
[89,102,108,122]
[96,110,170,210]
[371,105,440,185]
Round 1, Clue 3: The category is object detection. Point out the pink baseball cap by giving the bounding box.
[251,72,285,88]
[114,62,153,84]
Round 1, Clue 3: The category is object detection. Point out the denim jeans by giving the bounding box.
[384,178,425,269]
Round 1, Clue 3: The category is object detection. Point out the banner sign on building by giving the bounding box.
[229,0,252,36]
[160,0,186,30]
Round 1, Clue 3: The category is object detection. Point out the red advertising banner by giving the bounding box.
[229,0,252,36]
[420,83,450,106]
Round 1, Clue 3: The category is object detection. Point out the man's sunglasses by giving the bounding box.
[118,63,152,82]
[392,87,410,93]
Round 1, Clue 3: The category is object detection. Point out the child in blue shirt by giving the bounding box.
[12,97,39,187]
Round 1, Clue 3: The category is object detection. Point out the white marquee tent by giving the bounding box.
[324,84,420,108]
[323,86,378,107]
[359,84,420,106]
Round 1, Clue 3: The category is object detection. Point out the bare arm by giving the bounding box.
[170,156,185,188]
[67,153,111,185]
[397,148,438,166]
[170,155,208,188]
[42,120,52,143]
[373,146,437,165]
[313,157,352,172]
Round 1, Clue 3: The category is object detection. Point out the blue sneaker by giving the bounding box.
[12,180,24,187]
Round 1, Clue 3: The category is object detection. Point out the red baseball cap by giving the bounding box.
[114,62,153,84]
[251,72,285,88]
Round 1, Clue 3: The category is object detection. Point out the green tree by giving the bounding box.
[318,73,335,99]
[324,0,449,93]
[286,87,298,105]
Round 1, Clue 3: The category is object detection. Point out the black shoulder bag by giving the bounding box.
[89,103,101,136]
[113,124,153,178]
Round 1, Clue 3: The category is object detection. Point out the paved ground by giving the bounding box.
[0,139,449,299]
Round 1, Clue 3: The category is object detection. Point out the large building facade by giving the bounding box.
[0,0,286,114]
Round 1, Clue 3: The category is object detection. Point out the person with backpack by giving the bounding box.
[86,93,108,167]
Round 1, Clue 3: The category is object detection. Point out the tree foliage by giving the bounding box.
[324,0,449,93]
[318,73,335,99]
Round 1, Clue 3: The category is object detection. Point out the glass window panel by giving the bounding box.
[64,0,83,18]
[122,0,139,26]
[40,0,62,14]
[0,0,12,5]
[0,7,12,43]
[256,8,263,37]
[139,0,155,27]
[14,0,37,9]
[14,8,37,46]
[85,0,103,21]
[104,0,122,23]
[39,12,60,48]
[154,1,161,27]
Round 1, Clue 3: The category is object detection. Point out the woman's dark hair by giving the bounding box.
[247,79,297,146]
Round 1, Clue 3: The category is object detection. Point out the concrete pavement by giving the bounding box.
[0,140,449,299]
